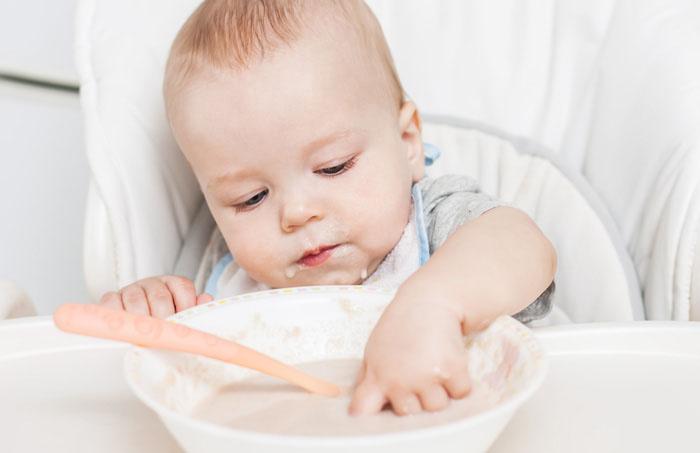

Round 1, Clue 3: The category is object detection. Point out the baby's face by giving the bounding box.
[170,28,424,288]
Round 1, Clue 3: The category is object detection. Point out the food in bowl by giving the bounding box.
[125,286,546,453]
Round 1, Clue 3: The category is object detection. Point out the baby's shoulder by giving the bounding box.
[416,174,483,208]
[417,174,505,253]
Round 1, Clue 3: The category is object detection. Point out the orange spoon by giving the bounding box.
[53,303,340,397]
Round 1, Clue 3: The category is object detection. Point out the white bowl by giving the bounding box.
[125,286,547,453]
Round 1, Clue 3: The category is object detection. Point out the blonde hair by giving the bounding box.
[164,0,404,115]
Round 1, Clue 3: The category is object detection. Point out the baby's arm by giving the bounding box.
[99,276,213,319]
[350,206,556,415]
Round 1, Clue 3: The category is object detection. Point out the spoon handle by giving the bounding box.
[53,303,340,397]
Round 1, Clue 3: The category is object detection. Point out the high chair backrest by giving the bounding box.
[77,0,700,320]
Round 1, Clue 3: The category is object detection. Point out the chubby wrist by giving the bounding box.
[395,273,495,334]
[394,277,467,332]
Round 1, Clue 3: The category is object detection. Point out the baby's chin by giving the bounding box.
[266,268,367,288]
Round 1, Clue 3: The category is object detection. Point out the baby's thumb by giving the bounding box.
[196,293,214,305]
[348,375,386,416]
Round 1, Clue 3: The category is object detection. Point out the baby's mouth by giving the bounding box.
[297,244,340,268]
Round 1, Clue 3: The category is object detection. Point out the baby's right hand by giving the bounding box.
[99,275,213,319]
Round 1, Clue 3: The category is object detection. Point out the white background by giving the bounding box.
[0,0,87,314]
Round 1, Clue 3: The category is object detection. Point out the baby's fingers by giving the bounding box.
[140,278,175,319]
[443,367,471,399]
[349,372,386,416]
[99,291,123,311]
[417,384,450,412]
[161,276,198,312]
[120,283,151,316]
[196,293,214,305]
[387,389,422,416]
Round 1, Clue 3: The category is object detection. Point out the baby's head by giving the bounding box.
[164,0,424,288]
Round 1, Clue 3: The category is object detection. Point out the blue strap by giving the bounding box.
[204,253,233,298]
[414,142,441,265]
[412,184,430,266]
[424,142,442,166]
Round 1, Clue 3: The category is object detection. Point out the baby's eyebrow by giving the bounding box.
[207,129,357,191]
[300,129,354,158]
[207,167,254,192]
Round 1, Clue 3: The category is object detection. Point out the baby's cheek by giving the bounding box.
[357,189,409,242]
[234,242,283,283]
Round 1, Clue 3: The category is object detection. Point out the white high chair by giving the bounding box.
[76,0,700,323]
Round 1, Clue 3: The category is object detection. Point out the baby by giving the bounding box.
[99,0,557,416]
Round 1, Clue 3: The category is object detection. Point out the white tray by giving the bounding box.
[2,317,699,452]
[492,322,700,453]
[0,316,181,453]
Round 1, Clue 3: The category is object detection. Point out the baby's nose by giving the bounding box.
[280,198,323,233]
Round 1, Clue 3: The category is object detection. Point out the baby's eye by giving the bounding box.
[316,156,357,176]
[235,189,268,212]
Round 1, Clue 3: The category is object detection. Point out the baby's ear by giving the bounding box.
[398,101,425,182]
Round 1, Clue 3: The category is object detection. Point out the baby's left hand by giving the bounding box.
[349,287,472,416]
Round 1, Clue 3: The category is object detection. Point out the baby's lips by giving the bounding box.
[296,244,338,267]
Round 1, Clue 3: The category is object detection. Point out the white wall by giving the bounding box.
[0,0,86,315]
[0,81,88,315]
[0,0,78,85]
